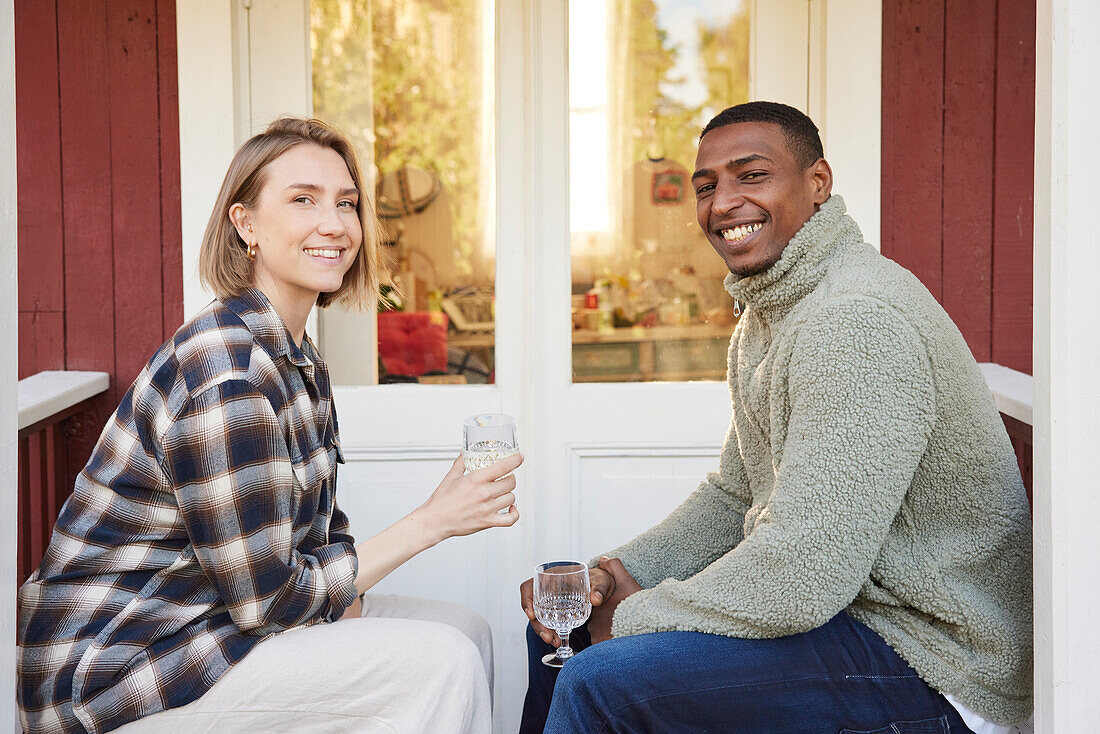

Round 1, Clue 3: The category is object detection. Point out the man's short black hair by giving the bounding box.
[700,101,824,169]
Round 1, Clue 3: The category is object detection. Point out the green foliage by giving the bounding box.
[620,0,751,168]
[311,0,487,281]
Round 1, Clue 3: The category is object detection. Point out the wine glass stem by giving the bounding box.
[556,628,574,659]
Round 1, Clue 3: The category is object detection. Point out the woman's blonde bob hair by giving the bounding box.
[198,117,380,310]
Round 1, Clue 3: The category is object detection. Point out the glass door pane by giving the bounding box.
[311,0,496,385]
[569,0,751,383]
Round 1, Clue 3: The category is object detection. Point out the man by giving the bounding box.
[519,102,1032,734]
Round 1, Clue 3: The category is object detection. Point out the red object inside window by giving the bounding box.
[376,311,449,376]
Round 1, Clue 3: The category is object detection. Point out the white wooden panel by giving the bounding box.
[762,0,882,252]
[240,0,319,338]
[488,1,536,728]
[819,0,881,249]
[978,362,1034,425]
[334,384,504,447]
[2,1,19,727]
[752,0,810,106]
[1033,0,1100,729]
[570,447,722,559]
[176,0,238,318]
[320,304,378,386]
[243,0,311,132]
[17,371,110,431]
[564,382,731,445]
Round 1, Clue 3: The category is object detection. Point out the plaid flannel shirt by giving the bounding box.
[18,289,360,734]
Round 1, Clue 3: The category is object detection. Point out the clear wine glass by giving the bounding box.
[463,413,519,514]
[533,561,592,668]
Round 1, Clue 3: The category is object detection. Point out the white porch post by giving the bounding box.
[1033,0,1100,731]
[1,0,19,727]
[175,0,237,319]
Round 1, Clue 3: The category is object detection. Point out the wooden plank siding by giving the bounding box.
[15,1,65,379]
[15,0,183,581]
[881,0,945,302]
[942,0,996,362]
[882,0,1035,375]
[58,2,115,391]
[108,0,167,390]
[157,0,184,337]
[991,0,1036,374]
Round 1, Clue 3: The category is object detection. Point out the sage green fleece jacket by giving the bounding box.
[604,195,1033,725]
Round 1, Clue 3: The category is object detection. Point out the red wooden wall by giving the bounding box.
[15,0,184,575]
[881,0,1035,375]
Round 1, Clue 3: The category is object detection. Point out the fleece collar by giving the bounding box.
[723,194,863,324]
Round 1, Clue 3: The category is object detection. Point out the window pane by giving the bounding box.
[569,0,751,383]
[311,0,496,385]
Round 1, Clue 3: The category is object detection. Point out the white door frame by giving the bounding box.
[810,0,881,248]
[176,0,239,319]
[1032,0,1100,730]
[2,0,20,729]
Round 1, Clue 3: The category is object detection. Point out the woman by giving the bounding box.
[18,117,521,734]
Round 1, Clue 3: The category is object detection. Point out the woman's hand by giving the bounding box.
[415,452,524,544]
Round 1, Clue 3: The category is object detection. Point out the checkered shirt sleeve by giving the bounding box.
[164,378,358,633]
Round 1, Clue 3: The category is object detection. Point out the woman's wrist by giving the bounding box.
[406,505,449,549]
[350,508,446,595]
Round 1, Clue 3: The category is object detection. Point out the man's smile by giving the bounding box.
[720,222,763,243]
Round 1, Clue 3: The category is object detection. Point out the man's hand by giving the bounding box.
[587,557,642,643]
[519,556,641,646]
[521,562,618,646]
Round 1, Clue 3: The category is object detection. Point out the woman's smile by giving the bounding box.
[303,245,347,262]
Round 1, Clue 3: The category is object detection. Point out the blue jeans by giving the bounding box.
[520,612,975,734]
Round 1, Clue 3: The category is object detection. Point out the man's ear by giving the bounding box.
[810,158,833,205]
[228,203,251,242]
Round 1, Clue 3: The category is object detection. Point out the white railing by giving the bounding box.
[18,371,110,434]
[979,362,1034,426]
[17,370,110,585]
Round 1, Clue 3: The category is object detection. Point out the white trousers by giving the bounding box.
[113,594,494,734]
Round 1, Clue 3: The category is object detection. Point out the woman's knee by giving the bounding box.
[421,601,493,689]
[443,602,493,656]
[366,594,492,662]
[422,622,486,677]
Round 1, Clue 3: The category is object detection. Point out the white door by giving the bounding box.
[234,1,810,730]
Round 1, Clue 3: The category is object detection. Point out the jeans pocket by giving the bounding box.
[839,714,949,734]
